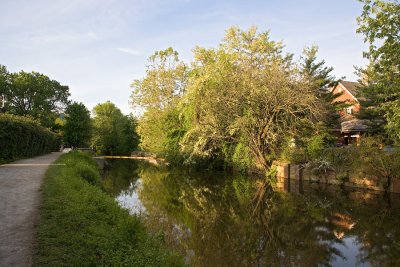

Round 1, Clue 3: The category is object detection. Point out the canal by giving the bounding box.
[101,159,400,267]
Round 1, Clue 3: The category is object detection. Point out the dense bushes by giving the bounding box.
[352,138,400,189]
[289,136,400,189]
[0,114,60,162]
[35,152,183,266]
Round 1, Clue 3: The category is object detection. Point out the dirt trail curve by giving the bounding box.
[0,152,62,267]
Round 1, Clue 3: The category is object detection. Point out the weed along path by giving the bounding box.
[0,152,62,267]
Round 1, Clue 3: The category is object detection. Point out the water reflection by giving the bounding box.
[102,159,400,267]
[115,179,146,215]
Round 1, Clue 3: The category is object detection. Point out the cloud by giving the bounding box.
[117,47,140,55]
[87,31,99,40]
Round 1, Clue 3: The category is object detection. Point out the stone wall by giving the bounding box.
[273,161,400,194]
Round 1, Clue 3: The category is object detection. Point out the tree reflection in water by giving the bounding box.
[102,159,400,267]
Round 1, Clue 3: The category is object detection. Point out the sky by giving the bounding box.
[0,0,368,115]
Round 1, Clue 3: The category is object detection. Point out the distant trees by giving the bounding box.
[63,102,92,147]
[0,65,70,128]
[357,0,400,143]
[0,65,141,154]
[92,101,138,155]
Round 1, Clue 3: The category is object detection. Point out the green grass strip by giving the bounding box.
[34,151,183,266]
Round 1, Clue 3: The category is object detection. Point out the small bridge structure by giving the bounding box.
[93,151,166,166]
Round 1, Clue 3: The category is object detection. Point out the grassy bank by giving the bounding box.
[34,151,183,266]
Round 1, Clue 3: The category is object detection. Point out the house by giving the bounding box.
[331,81,368,145]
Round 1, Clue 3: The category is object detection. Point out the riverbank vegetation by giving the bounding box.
[131,27,337,174]
[131,0,400,190]
[34,151,183,266]
[0,114,60,163]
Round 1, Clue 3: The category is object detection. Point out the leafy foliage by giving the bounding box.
[63,102,92,147]
[182,27,322,170]
[131,48,188,163]
[131,47,187,110]
[0,114,60,162]
[132,27,338,174]
[0,65,70,128]
[357,0,400,143]
[92,101,139,155]
[353,137,400,188]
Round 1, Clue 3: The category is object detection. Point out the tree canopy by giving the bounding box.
[92,101,138,155]
[130,47,187,110]
[182,27,322,169]
[63,102,92,147]
[357,0,400,143]
[131,48,188,163]
[0,65,70,128]
[132,27,327,172]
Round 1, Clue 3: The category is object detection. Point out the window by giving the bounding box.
[346,107,353,114]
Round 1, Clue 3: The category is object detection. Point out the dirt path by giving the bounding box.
[0,152,62,267]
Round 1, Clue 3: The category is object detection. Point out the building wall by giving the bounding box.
[332,83,360,120]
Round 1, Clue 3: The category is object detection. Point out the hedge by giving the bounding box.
[0,114,61,162]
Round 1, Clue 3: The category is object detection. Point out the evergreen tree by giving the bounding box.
[299,46,340,128]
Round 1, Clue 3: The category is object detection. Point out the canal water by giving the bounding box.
[101,159,400,267]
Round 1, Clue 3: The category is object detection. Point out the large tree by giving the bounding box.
[0,68,70,127]
[131,48,188,162]
[131,47,187,110]
[181,27,322,170]
[92,101,138,155]
[357,0,400,142]
[63,102,92,147]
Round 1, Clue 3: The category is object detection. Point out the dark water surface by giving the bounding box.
[102,159,400,267]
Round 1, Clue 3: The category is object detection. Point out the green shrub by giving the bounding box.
[306,133,335,160]
[0,114,60,162]
[232,142,254,172]
[353,137,400,189]
[325,147,355,181]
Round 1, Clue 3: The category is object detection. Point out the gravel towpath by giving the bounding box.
[0,152,62,267]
